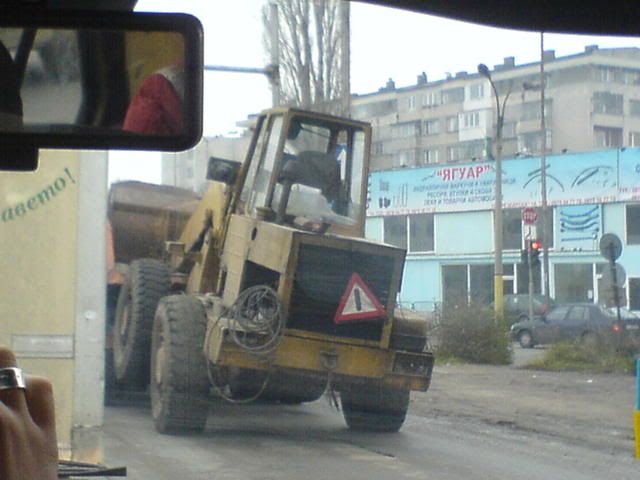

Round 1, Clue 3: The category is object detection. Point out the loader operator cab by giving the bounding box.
[237,110,368,235]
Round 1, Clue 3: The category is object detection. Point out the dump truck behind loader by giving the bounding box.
[110,107,434,432]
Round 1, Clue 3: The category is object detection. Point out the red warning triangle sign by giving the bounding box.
[334,272,386,324]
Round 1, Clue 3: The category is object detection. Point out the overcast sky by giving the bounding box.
[109,1,640,184]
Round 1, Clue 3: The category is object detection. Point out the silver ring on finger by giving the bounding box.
[0,367,26,391]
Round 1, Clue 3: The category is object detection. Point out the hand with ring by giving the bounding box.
[0,346,58,480]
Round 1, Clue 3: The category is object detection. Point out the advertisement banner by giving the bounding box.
[368,148,630,216]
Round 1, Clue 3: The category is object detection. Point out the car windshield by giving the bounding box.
[2,1,640,479]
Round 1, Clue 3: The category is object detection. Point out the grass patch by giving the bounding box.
[434,354,464,366]
[433,300,512,365]
[527,336,638,374]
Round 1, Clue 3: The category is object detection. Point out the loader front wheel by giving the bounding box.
[113,259,170,388]
[341,386,410,432]
[150,295,210,434]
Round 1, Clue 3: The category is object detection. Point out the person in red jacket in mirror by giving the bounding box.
[123,65,185,135]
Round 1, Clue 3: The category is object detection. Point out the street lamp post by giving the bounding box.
[478,63,512,321]
[521,32,550,307]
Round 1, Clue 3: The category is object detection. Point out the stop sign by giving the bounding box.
[522,207,538,225]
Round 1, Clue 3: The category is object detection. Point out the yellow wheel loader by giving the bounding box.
[111,107,434,433]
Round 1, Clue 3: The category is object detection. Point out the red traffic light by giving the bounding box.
[530,240,542,251]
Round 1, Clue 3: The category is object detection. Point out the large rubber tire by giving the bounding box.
[518,329,535,349]
[104,284,120,406]
[150,295,210,434]
[341,386,410,432]
[113,259,171,388]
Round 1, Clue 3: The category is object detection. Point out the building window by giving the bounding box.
[407,95,416,111]
[393,122,420,138]
[629,132,640,147]
[554,264,594,303]
[593,91,623,115]
[629,278,640,310]
[422,91,440,107]
[409,214,434,252]
[441,87,465,104]
[448,140,486,162]
[442,265,469,308]
[461,111,481,129]
[423,119,440,135]
[442,264,496,307]
[502,208,523,250]
[446,116,458,132]
[518,130,552,154]
[595,67,613,83]
[520,100,551,121]
[630,99,640,117]
[623,70,640,85]
[469,264,494,304]
[372,142,384,155]
[383,215,407,249]
[394,149,415,167]
[595,66,640,85]
[594,126,623,148]
[627,204,640,244]
[422,148,439,164]
[469,83,484,100]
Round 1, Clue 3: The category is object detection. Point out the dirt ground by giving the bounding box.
[410,344,638,455]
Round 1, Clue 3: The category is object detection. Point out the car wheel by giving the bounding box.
[518,329,534,349]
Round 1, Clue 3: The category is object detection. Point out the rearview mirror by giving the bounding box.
[0,9,203,161]
[207,157,241,185]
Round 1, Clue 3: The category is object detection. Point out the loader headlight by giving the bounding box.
[392,352,433,376]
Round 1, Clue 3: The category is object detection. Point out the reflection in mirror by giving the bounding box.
[0,28,185,135]
[0,11,203,155]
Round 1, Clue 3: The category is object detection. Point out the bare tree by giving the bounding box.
[263,0,349,116]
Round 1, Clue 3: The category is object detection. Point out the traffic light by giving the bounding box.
[530,240,542,267]
[520,248,528,265]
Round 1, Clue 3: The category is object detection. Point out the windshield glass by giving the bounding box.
[2,1,640,479]
[271,116,366,226]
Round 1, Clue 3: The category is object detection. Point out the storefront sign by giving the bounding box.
[368,148,639,216]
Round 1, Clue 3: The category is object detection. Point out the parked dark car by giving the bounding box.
[510,303,616,348]
[608,307,640,342]
[500,294,555,325]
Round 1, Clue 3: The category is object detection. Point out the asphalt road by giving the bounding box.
[103,397,639,480]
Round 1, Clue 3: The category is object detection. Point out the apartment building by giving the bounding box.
[351,45,640,171]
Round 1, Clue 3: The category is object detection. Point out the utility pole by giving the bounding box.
[339,0,350,117]
[478,63,513,322]
[528,239,534,321]
[539,32,551,304]
[269,2,281,107]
